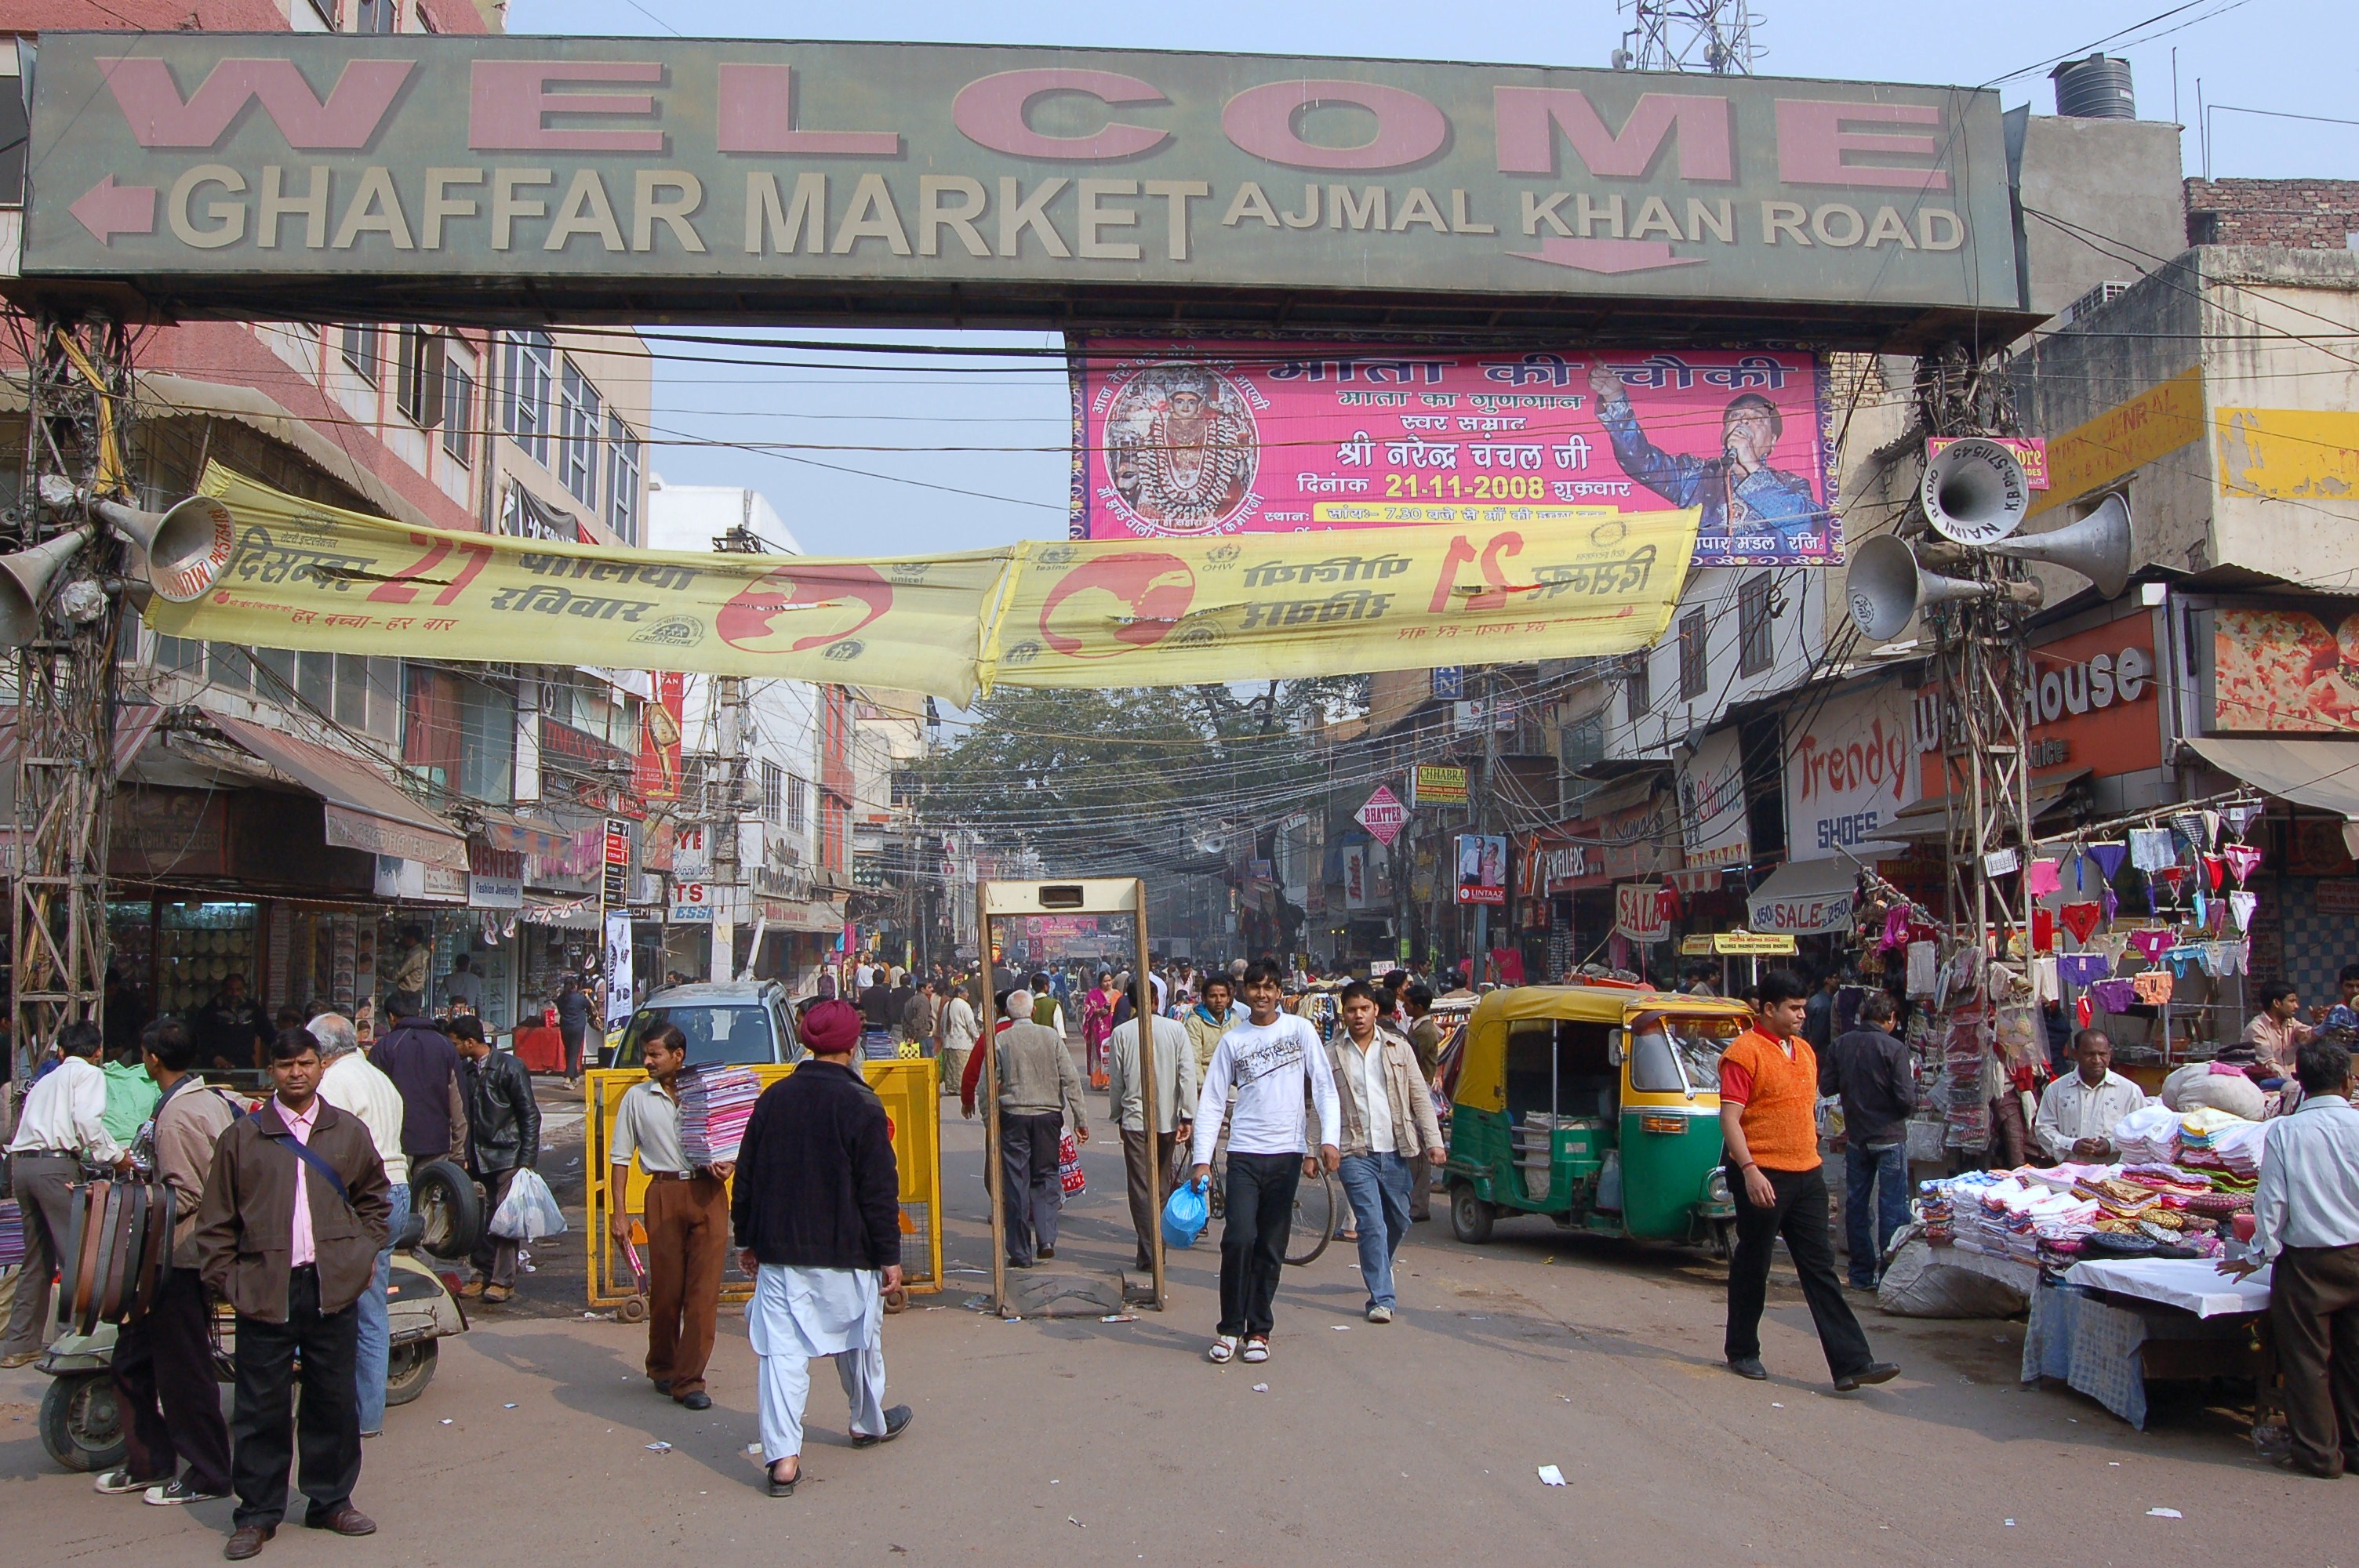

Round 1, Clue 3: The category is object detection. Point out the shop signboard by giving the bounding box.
[1712,930,1798,956]
[1410,764,1469,808]
[1430,668,1466,702]
[1614,882,1670,943]
[670,881,716,922]
[1521,830,1599,894]
[1785,678,1915,860]
[469,873,522,910]
[2201,599,2359,735]
[1354,786,1407,847]
[602,816,631,905]
[1677,725,1750,868]
[1679,934,1714,956]
[1912,615,2158,793]
[1456,833,1507,906]
[1072,339,1839,566]
[604,911,635,1028]
[1343,845,1370,909]
[634,670,686,800]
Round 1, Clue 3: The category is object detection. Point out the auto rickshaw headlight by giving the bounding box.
[1705,1167,1732,1206]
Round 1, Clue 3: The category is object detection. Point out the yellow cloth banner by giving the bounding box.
[154,466,1698,699]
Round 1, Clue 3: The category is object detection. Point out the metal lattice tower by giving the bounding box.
[9,315,133,1086]
[1614,0,1762,74]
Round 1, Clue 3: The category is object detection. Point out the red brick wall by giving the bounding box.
[2184,179,2359,250]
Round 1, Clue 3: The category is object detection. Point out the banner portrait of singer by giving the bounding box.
[1587,361,1826,558]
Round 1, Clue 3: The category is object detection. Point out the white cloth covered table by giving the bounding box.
[2062,1257,2274,1319]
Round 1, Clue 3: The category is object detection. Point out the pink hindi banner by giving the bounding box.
[1069,337,1839,567]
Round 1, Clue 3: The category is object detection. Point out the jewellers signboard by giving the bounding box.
[20,36,2016,324]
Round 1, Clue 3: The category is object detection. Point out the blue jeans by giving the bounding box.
[1844,1143,1908,1287]
[1337,1152,1415,1310]
[355,1181,409,1436]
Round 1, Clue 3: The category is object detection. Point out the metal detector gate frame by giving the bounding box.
[977,878,1162,1319]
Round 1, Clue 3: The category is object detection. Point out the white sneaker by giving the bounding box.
[1367,1304,1394,1323]
[93,1468,151,1494]
[1241,1337,1270,1363]
[1207,1334,1238,1363]
[144,1479,228,1506]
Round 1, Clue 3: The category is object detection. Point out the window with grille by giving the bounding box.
[1678,611,1708,700]
[761,760,785,825]
[1623,653,1651,724]
[340,324,381,385]
[502,330,553,466]
[606,413,642,545]
[1738,572,1774,677]
[558,362,601,508]
[785,773,810,834]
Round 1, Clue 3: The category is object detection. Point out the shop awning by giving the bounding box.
[0,703,167,778]
[1747,857,1859,936]
[205,710,468,871]
[2186,738,2359,855]
[1885,770,2092,840]
[471,806,570,857]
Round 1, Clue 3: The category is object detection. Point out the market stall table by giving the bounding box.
[2022,1258,2272,1428]
[513,1023,566,1075]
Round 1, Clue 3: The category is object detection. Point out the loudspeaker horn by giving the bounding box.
[95,494,236,603]
[1982,492,2133,601]
[0,526,96,649]
[1846,533,2039,644]
[1921,437,2031,546]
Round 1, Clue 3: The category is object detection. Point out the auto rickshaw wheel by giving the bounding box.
[1707,1219,1736,1261]
[1449,1183,1495,1245]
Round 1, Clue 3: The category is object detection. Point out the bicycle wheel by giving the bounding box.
[1285,1169,1336,1266]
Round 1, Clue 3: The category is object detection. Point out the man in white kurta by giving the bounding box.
[730,999,911,1494]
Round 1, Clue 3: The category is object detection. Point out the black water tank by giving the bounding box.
[2052,54,2135,119]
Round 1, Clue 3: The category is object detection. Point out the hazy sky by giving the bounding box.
[509,0,2357,559]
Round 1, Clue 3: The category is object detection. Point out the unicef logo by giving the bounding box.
[1002,641,1042,667]
[1589,517,1630,550]
[629,615,705,648]
[822,640,864,662]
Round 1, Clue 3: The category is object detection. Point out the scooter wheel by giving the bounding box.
[619,1294,649,1324]
[383,1340,439,1407]
[40,1370,127,1473]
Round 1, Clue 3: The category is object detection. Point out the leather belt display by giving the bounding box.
[129,1184,175,1320]
[56,1178,95,1337]
[81,1181,123,1334]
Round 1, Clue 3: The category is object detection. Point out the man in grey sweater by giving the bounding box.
[994,990,1089,1268]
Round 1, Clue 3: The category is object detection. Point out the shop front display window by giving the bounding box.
[157,900,258,1019]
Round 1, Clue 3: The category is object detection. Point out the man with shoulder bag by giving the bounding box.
[453,1016,541,1304]
[195,1029,391,1560]
[97,1018,239,1506]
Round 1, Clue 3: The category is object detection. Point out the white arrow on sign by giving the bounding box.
[1355,785,1408,847]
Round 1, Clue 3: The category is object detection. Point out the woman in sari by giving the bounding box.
[1083,971,1116,1090]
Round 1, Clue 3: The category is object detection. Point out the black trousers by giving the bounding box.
[2270,1243,2359,1475]
[1219,1152,1301,1338]
[231,1265,362,1530]
[114,1265,231,1493]
[1000,1111,1065,1267]
[1724,1163,1875,1380]
[471,1166,522,1290]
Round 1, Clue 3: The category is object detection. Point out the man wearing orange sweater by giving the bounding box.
[1720,967,1899,1392]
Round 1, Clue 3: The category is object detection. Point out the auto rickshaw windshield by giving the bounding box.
[1627,1016,1739,1095]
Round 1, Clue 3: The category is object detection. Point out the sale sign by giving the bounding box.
[1070,337,1837,567]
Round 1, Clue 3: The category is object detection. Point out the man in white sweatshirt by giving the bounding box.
[1189,960,1340,1366]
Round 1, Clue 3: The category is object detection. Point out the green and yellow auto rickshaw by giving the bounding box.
[1441,985,1750,1256]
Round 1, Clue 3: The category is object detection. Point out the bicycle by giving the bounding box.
[1202,1154,1338,1268]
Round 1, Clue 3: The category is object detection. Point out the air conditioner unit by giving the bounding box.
[2059,280,2133,328]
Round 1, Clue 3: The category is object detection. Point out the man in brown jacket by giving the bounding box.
[195,1029,390,1560]
[99,1018,240,1506]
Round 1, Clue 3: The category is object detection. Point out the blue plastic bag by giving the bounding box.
[1161,1175,1209,1250]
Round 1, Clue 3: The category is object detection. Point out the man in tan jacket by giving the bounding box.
[195,1029,391,1559]
[100,1018,239,1506]
[988,990,1089,1269]
[1325,982,1445,1323]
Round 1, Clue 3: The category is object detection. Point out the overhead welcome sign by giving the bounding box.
[17,35,2019,325]
[158,463,1699,701]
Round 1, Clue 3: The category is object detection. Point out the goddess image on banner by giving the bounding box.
[1070,337,1837,567]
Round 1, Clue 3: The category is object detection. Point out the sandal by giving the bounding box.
[1241,1337,1270,1363]
[1207,1334,1238,1363]
[767,1460,799,1497]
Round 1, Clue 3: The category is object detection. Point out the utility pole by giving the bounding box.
[706,502,765,982]
[9,317,135,1098]
[1474,666,1499,988]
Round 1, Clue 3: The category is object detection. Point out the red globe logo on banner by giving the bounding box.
[717,564,894,653]
[1038,553,1195,657]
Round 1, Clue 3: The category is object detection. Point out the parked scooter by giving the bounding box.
[37,1211,467,1473]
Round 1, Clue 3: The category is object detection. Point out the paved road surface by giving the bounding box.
[5,1082,2352,1566]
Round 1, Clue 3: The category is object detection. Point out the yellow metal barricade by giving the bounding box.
[586,1059,943,1308]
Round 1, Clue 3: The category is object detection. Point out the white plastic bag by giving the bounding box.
[489,1167,567,1241]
